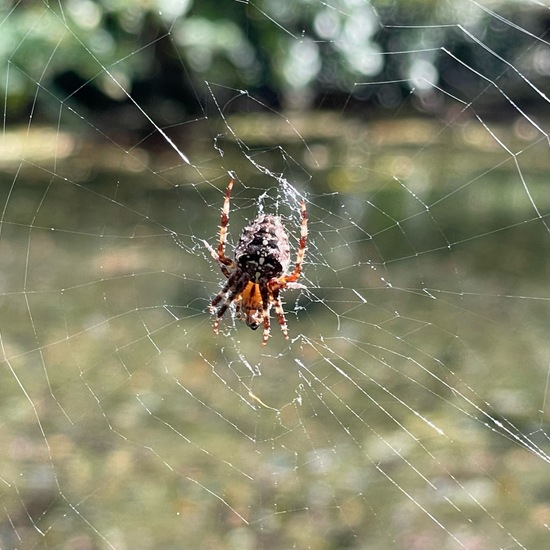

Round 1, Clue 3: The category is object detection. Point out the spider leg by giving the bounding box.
[204,177,237,280]
[204,239,234,278]
[215,284,242,319]
[271,288,289,340]
[211,273,248,333]
[216,178,235,268]
[259,284,272,346]
[210,272,236,309]
[280,200,307,285]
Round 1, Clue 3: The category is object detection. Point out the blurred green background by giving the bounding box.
[4,0,550,129]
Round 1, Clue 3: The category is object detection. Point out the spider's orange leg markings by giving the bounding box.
[216,178,234,267]
[257,285,270,346]
[278,200,307,286]
[261,305,271,346]
[266,281,289,340]
[273,295,289,340]
[210,275,249,333]
[213,317,221,334]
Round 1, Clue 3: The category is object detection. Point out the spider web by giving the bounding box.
[1,1,550,548]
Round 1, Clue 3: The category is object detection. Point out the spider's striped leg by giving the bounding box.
[271,290,289,340]
[213,316,222,334]
[211,275,247,333]
[281,200,307,285]
[259,285,272,346]
[260,305,272,346]
[216,178,235,267]
[210,273,235,310]
[204,239,234,278]
[211,288,227,333]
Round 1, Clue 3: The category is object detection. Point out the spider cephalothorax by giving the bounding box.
[205,177,307,346]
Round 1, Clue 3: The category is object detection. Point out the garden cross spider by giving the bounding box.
[205,178,307,346]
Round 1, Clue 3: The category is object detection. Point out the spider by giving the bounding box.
[205,177,307,346]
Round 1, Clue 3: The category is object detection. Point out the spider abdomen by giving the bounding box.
[235,215,291,282]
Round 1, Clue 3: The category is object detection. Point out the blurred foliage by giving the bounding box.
[2,0,549,130]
